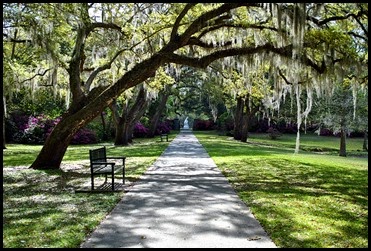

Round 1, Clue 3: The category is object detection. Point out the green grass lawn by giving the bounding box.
[194,131,368,248]
[3,131,368,248]
[3,133,177,248]
[246,132,367,156]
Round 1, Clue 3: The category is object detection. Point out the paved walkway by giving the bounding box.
[80,130,277,248]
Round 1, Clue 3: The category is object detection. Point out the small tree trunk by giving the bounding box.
[234,97,243,140]
[147,89,170,138]
[339,126,347,157]
[294,84,301,154]
[240,114,249,143]
[363,131,368,152]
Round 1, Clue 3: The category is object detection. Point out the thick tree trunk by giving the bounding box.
[114,120,126,145]
[234,97,243,140]
[240,114,249,143]
[112,85,148,146]
[339,126,347,157]
[128,123,135,143]
[363,131,368,152]
[121,122,132,145]
[147,89,170,138]
[30,107,103,169]
[240,95,260,143]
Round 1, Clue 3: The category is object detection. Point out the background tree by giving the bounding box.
[318,79,368,156]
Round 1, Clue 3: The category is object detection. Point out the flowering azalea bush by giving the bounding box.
[133,122,149,138]
[7,113,97,144]
[156,121,172,135]
[71,128,98,144]
[10,114,58,144]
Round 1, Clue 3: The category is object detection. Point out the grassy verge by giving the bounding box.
[194,131,368,248]
[3,133,177,248]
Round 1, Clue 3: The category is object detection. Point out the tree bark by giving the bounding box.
[240,98,250,143]
[339,124,347,157]
[30,107,103,169]
[111,85,149,146]
[31,49,163,169]
[363,131,368,152]
[147,87,170,138]
[240,95,260,143]
[114,120,126,145]
[233,97,243,140]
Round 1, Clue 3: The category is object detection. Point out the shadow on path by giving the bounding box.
[80,129,277,248]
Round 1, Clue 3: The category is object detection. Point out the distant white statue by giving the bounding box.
[183,117,189,129]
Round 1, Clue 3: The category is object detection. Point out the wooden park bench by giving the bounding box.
[89,146,126,191]
[160,133,168,142]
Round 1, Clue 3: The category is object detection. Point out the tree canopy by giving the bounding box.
[3,3,368,169]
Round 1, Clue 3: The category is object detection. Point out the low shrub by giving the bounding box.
[267,127,282,140]
[71,128,98,144]
[156,121,172,135]
[133,122,149,138]
[193,119,215,130]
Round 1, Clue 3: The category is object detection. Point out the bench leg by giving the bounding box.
[123,165,125,185]
[112,172,115,191]
[91,175,94,190]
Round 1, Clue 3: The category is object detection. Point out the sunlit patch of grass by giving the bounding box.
[195,131,368,248]
[3,133,177,248]
[246,132,366,156]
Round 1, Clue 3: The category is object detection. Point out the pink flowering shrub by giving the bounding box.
[71,128,98,144]
[7,113,97,144]
[156,121,172,135]
[133,122,149,138]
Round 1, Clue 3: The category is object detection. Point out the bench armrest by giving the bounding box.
[107,156,126,165]
[106,156,126,160]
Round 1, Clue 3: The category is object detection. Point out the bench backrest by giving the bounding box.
[89,146,107,164]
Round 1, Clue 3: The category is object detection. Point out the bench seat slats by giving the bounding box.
[92,164,124,174]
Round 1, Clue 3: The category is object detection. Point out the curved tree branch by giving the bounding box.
[277,67,306,85]
[163,43,328,74]
[20,68,52,84]
[88,22,123,34]
[171,3,196,40]
[179,3,255,46]
[84,48,127,91]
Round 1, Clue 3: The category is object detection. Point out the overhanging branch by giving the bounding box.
[85,48,127,91]
[164,43,327,74]
[171,3,196,40]
[20,68,52,84]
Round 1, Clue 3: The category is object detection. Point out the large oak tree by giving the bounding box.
[3,3,367,169]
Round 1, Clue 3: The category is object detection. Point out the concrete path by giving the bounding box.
[80,130,277,248]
